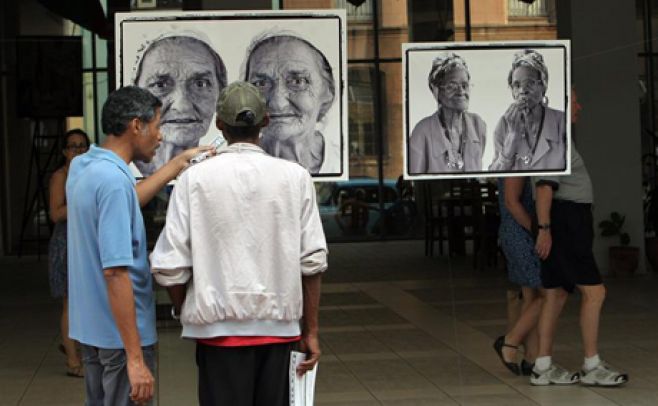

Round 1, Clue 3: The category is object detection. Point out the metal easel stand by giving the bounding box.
[17,118,63,258]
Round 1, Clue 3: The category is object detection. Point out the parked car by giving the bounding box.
[316,178,407,239]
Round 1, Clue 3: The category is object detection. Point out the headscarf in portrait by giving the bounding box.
[507,49,549,100]
[427,52,470,99]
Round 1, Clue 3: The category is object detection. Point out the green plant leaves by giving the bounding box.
[599,212,631,246]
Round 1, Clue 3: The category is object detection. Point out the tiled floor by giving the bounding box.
[2,240,658,405]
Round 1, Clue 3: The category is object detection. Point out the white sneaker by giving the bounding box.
[580,361,629,387]
[530,364,580,386]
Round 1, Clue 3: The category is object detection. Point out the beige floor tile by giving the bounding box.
[323,330,391,355]
[451,393,537,406]
[316,397,380,406]
[374,388,451,401]
[316,361,370,394]
[381,399,459,406]
[407,355,505,388]
[338,353,401,362]
[345,358,437,393]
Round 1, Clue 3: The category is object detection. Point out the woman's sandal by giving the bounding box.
[521,359,535,376]
[66,363,84,378]
[493,335,521,375]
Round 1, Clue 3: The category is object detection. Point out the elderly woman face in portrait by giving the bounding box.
[510,65,546,113]
[133,35,226,175]
[245,35,335,173]
[430,61,471,113]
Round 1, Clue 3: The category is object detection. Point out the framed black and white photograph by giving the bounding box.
[115,10,348,182]
[403,40,571,180]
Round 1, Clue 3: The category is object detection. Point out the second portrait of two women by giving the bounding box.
[405,42,570,179]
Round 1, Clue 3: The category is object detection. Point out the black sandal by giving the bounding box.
[493,336,520,375]
[521,359,534,376]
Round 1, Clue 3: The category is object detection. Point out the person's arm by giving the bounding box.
[49,169,68,223]
[534,183,554,260]
[297,172,327,375]
[297,272,322,376]
[103,267,154,404]
[504,177,532,231]
[408,121,427,174]
[136,145,213,207]
[166,284,187,315]
[151,171,193,313]
[488,117,514,171]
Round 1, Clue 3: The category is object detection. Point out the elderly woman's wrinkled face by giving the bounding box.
[137,38,220,148]
[248,39,333,142]
[434,68,470,112]
[511,65,545,110]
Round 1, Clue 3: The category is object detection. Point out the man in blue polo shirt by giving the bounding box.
[66,86,211,406]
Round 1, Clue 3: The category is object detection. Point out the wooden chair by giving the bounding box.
[420,181,447,256]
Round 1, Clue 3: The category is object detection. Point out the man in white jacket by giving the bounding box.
[151,81,327,406]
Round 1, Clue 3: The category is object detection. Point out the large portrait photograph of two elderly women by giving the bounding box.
[403,41,571,180]
[115,10,348,182]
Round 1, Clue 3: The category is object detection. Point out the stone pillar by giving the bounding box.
[557,0,645,273]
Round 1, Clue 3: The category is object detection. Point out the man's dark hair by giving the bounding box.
[222,123,261,139]
[222,111,263,139]
[101,86,162,136]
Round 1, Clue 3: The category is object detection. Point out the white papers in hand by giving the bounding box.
[289,351,318,406]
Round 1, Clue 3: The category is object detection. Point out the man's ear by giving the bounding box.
[260,113,270,128]
[129,117,143,135]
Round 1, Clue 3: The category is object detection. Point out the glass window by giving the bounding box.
[284,0,375,60]
[378,0,408,59]
[454,0,556,41]
[508,0,549,17]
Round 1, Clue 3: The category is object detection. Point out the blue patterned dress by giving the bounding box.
[48,221,68,298]
[497,179,541,288]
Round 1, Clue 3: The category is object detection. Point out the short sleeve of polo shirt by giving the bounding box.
[98,182,135,269]
[535,175,560,191]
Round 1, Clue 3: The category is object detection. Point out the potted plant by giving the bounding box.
[599,212,640,276]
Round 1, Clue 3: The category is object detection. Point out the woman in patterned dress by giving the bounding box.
[48,129,90,377]
[493,177,542,375]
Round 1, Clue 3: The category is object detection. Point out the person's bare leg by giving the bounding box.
[577,284,606,358]
[61,298,81,367]
[503,287,542,362]
[521,288,540,362]
[536,288,569,358]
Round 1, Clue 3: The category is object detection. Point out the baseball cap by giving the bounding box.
[216,81,267,127]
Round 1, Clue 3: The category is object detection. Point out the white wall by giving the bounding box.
[558,0,645,273]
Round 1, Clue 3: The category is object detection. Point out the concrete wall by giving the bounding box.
[557,0,645,273]
[453,0,506,26]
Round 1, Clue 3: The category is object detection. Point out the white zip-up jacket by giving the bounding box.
[151,143,328,339]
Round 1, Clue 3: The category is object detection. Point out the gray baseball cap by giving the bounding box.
[216,81,266,127]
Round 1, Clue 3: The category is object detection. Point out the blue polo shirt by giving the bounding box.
[67,145,157,349]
